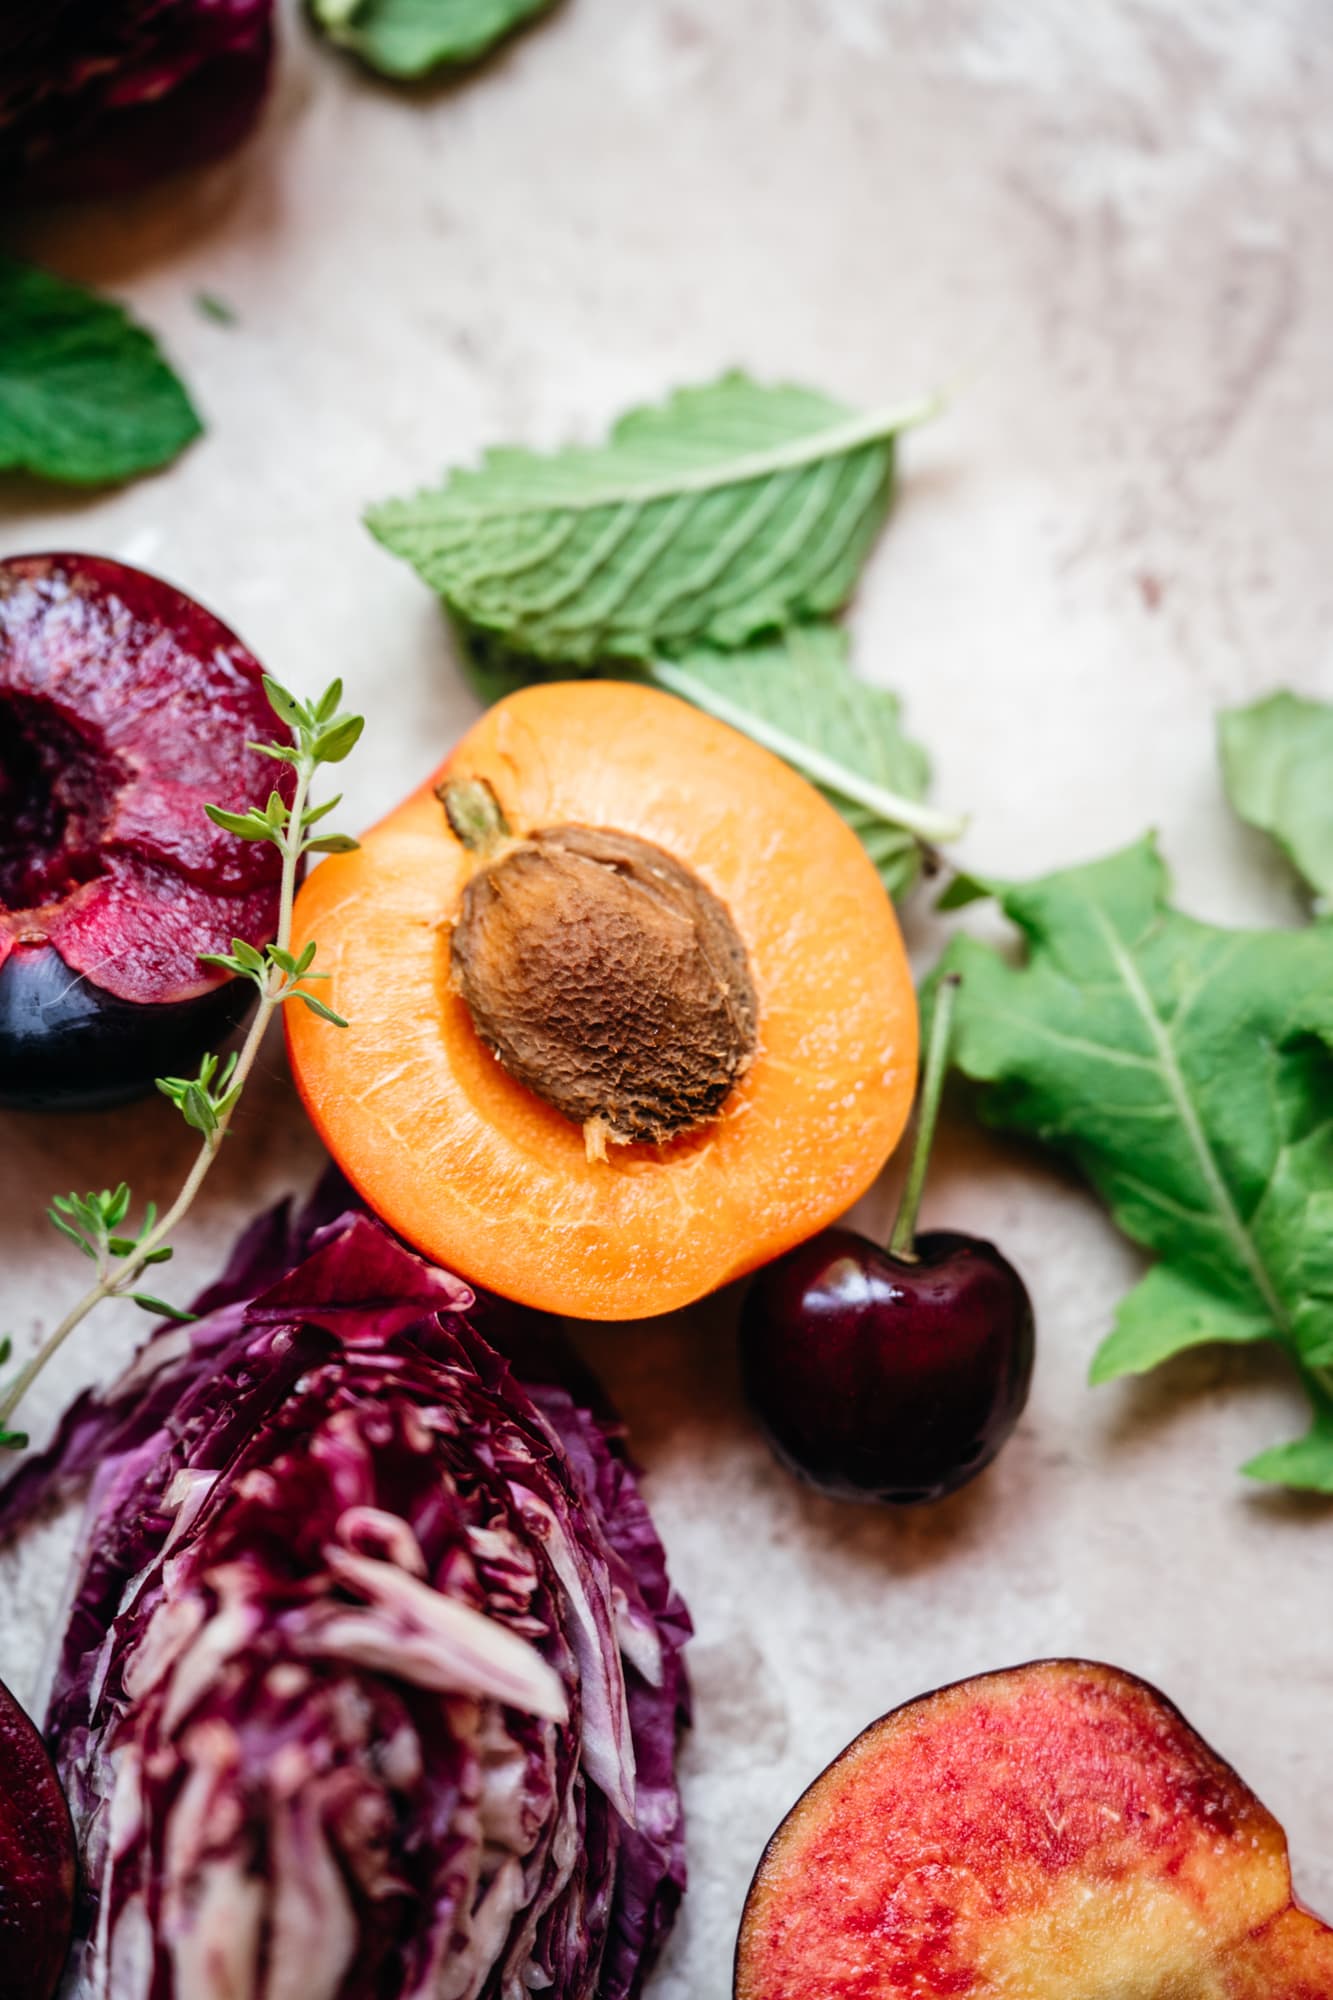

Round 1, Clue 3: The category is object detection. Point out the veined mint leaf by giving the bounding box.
[453,620,960,897]
[0,257,201,486]
[1220,691,1333,911]
[646,629,959,897]
[310,0,555,73]
[368,374,938,665]
[937,835,1333,1489]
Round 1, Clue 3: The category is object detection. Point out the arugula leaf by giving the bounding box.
[0,257,201,486]
[368,374,938,665]
[1220,691,1333,911]
[936,836,1333,1489]
[454,620,959,897]
[310,0,554,73]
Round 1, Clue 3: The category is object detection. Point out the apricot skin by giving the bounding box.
[736,1659,1333,2000]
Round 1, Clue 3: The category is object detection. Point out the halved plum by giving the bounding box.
[0,1675,75,2000]
[736,1659,1333,2000]
[0,554,293,1110]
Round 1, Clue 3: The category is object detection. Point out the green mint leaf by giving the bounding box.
[0,255,201,486]
[310,0,556,77]
[646,629,958,895]
[292,990,349,1027]
[131,1294,198,1323]
[1220,692,1333,912]
[937,835,1333,1489]
[367,374,938,666]
[0,1429,30,1453]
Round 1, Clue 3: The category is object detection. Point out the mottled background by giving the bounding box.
[3,2,1332,1989]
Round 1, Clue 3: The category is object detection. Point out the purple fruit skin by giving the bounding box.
[0,0,274,201]
[0,1677,74,2000]
[739,1226,1035,1506]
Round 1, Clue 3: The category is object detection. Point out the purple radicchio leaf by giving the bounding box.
[0,1187,689,2000]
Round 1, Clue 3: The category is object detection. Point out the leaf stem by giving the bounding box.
[648,659,967,845]
[888,974,960,1262]
[0,761,316,1435]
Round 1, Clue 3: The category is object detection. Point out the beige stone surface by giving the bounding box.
[3,1,1333,1990]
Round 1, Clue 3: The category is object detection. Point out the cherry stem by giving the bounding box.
[888,973,961,1263]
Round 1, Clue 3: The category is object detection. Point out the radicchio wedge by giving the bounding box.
[0,1193,689,2000]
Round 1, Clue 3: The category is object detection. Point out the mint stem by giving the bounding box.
[888,974,960,1262]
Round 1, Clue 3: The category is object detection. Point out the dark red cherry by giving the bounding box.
[0,553,294,1111]
[739,1225,1034,1504]
[0,1675,74,2000]
[739,974,1035,1505]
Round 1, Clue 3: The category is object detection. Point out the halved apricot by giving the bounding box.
[287,680,916,1320]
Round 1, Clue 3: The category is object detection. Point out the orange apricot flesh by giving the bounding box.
[287,680,917,1320]
[736,1659,1333,2000]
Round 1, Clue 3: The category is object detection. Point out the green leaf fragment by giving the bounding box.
[310,0,556,77]
[647,629,952,896]
[368,374,938,665]
[304,832,361,854]
[131,1295,198,1323]
[1219,691,1333,911]
[0,256,201,485]
[0,1429,29,1453]
[938,835,1333,1487]
[292,990,350,1027]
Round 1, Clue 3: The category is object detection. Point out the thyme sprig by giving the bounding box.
[0,677,363,1450]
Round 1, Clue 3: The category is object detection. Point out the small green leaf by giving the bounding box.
[267,945,299,977]
[304,832,361,855]
[0,255,202,486]
[0,1336,11,1366]
[180,1083,219,1137]
[1220,692,1333,911]
[131,1294,198,1323]
[205,804,275,842]
[313,715,365,764]
[1242,1372,1333,1492]
[295,940,319,975]
[140,1246,174,1267]
[105,1182,132,1227]
[264,789,290,828]
[310,0,557,77]
[292,990,349,1027]
[368,373,938,667]
[936,869,1008,912]
[107,1236,138,1258]
[314,680,344,723]
[195,291,238,326]
[48,1210,95,1257]
[248,740,303,766]
[262,676,306,731]
[301,794,343,827]
[0,1429,30,1453]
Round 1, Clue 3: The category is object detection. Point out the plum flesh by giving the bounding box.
[0,1675,74,2000]
[736,1659,1333,2000]
[0,554,293,1111]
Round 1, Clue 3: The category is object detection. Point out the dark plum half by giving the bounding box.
[0,554,294,1111]
[0,1675,75,2000]
[0,1,274,201]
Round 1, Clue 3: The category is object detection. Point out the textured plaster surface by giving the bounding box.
[3,1,1333,1990]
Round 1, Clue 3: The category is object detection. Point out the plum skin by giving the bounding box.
[0,1676,75,2000]
[739,1226,1035,1505]
[0,942,257,1113]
